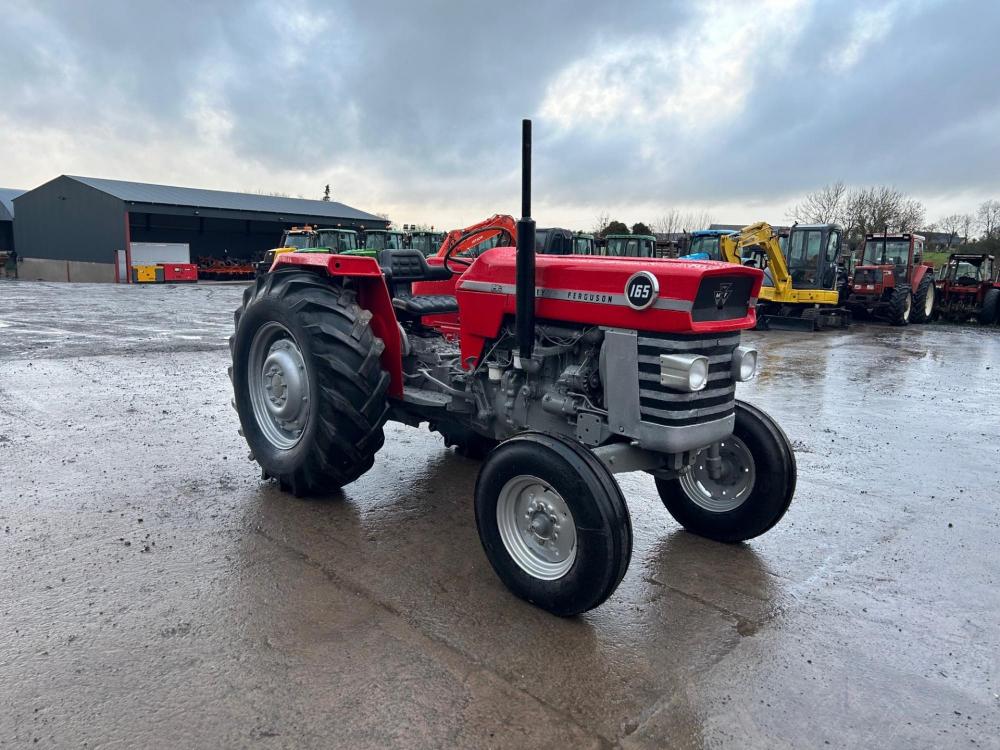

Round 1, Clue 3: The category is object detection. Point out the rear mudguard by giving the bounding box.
[271,252,405,398]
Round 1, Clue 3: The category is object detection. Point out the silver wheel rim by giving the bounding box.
[924,284,934,317]
[496,475,577,580]
[903,292,912,321]
[679,436,756,513]
[248,321,311,450]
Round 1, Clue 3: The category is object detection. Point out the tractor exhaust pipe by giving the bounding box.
[516,119,536,363]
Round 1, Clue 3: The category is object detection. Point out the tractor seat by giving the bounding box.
[392,294,459,316]
[378,249,458,319]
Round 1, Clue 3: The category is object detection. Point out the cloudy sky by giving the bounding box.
[2,0,999,231]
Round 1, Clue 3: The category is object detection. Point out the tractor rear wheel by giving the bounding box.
[230,270,390,496]
[475,432,632,616]
[887,285,912,326]
[979,288,1000,325]
[911,276,935,324]
[654,401,796,543]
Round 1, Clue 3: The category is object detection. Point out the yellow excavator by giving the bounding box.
[718,222,850,330]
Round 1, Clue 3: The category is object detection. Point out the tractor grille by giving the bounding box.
[854,268,883,285]
[636,331,739,427]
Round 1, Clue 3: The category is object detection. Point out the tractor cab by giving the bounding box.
[685,229,736,261]
[315,228,361,254]
[939,254,994,286]
[534,227,574,254]
[573,233,596,255]
[364,229,405,252]
[604,234,656,258]
[256,226,318,276]
[408,231,445,256]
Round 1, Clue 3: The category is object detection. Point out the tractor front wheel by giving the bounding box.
[979,288,1000,325]
[887,285,912,326]
[654,401,796,543]
[230,271,390,496]
[475,432,632,616]
[911,276,935,324]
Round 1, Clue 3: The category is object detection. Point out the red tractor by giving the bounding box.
[846,233,936,325]
[229,122,796,616]
[934,253,1000,324]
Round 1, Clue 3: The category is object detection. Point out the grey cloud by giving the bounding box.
[2,0,998,220]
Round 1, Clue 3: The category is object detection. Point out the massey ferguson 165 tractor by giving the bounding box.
[934,253,1000,325]
[846,232,936,325]
[230,121,796,616]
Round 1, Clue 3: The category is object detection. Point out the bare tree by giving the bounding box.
[841,185,924,239]
[789,181,847,224]
[960,213,975,243]
[977,199,1000,240]
[655,209,683,236]
[937,214,965,247]
[592,211,610,236]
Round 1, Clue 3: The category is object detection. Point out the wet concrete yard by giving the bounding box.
[1,280,999,748]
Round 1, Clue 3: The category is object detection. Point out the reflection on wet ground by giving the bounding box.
[1,280,998,747]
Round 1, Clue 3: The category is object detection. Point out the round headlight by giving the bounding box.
[688,357,709,391]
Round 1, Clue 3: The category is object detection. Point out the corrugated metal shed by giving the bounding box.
[0,188,24,222]
[66,176,384,222]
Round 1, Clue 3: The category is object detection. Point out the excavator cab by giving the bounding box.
[784,224,841,291]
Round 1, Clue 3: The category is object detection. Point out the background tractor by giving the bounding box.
[934,253,1000,324]
[256,226,318,277]
[364,229,406,253]
[230,121,796,616]
[685,229,737,261]
[407,230,446,256]
[603,233,657,258]
[846,233,936,326]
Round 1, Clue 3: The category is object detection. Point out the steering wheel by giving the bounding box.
[443,240,476,274]
[443,228,513,274]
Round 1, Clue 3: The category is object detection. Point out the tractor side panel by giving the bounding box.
[273,253,404,397]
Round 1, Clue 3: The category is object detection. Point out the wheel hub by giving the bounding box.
[680,437,756,513]
[497,476,576,580]
[247,322,311,450]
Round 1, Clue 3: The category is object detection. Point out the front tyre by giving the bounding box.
[655,401,796,543]
[230,271,390,496]
[979,288,1000,325]
[911,276,935,324]
[887,285,912,326]
[475,433,632,616]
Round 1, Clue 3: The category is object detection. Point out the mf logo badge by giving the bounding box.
[624,271,659,310]
[714,282,733,309]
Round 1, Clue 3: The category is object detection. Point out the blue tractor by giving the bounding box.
[682,229,737,261]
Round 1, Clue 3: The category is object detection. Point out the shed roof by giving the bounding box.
[0,188,24,221]
[63,176,386,223]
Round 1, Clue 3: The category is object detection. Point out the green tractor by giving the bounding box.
[408,230,445,256]
[604,233,657,258]
[363,229,406,254]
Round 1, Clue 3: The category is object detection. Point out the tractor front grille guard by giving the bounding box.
[603,330,739,455]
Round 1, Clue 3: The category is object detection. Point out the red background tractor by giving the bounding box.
[934,253,1000,324]
[846,233,936,325]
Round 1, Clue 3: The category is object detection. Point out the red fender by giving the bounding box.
[273,253,404,398]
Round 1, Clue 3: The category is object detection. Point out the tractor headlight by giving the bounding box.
[659,354,710,392]
[732,346,758,381]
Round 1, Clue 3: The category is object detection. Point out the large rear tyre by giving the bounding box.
[979,288,1000,325]
[654,401,796,543]
[474,433,632,616]
[230,271,390,496]
[887,285,912,326]
[911,276,935,323]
